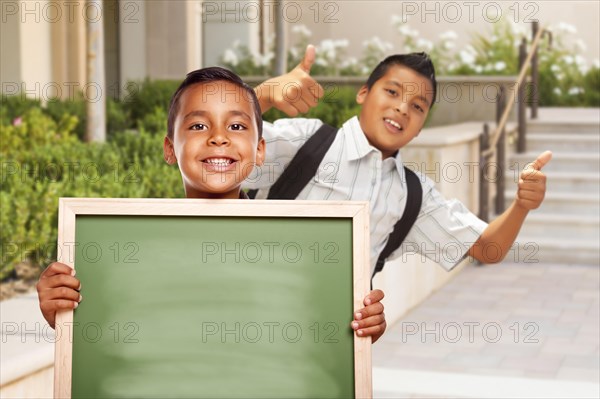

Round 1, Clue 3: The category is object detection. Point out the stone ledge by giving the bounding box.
[0,293,54,387]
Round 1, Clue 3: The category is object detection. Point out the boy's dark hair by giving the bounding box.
[167,67,263,139]
[366,52,437,107]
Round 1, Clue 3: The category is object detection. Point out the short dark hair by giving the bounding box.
[365,52,437,107]
[167,67,263,139]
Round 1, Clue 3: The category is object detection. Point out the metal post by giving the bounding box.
[531,21,539,119]
[517,38,527,153]
[479,124,490,222]
[85,0,106,143]
[274,0,287,75]
[495,86,506,214]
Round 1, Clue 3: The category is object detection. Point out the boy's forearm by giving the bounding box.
[254,83,274,114]
[468,200,529,263]
[470,151,551,263]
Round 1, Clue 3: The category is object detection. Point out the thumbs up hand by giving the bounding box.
[255,45,324,116]
[516,150,552,210]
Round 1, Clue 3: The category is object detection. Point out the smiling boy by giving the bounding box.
[247,49,551,278]
[162,67,266,199]
[37,67,386,343]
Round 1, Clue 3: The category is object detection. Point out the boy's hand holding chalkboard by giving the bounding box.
[254,44,324,116]
[353,289,386,343]
[36,262,81,329]
[36,260,387,343]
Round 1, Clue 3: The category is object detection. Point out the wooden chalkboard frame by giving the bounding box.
[54,198,371,398]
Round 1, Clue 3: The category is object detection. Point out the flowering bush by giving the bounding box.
[219,18,599,107]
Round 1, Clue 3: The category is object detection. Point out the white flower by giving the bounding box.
[444,41,455,50]
[250,50,273,67]
[291,24,312,37]
[363,36,393,53]
[555,73,564,81]
[568,87,584,95]
[416,38,433,52]
[574,55,586,66]
[318,39,336,60]
[439,30,458,41]
[474,65,483,73]
[509,21,527,36]
[553,87,562,95]
[592,59,600,69]
[551,64,561,73]
[398,25,418,38]
[251,51,262,66]
[391,14,404,25]
[317,39,348,62]
[563,55,574,65]
[555,22,577,34]
[260,52,274,66]
[222,49,238,66]
[459,50,476,65]
[494,61,506,71]
[341,57,358,68]
[320,39,334,52]
[335,39,349,48]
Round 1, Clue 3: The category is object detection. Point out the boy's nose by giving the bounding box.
[395,101,409,115]
[208,131,230,146]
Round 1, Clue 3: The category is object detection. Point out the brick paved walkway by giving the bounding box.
[372,261,600,398]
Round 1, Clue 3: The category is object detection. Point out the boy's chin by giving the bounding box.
[184,182,242,199]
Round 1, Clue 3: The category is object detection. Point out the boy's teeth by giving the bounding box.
[385,119,402,130]
[205,158,232,165]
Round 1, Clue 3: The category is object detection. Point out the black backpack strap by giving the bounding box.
[264,123,338,199]
[371,167,423,288]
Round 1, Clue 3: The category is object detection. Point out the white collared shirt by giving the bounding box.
[243,116,488,273]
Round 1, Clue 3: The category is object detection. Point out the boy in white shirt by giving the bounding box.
[247,46,551,292]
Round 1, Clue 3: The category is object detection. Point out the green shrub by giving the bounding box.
[1,109,182,280]
[45,95,87,140]
[2,93,135,139]
[0,95,42,126]
[123,79,179,126]
[136,106,168,135]
[583,67,600,107]
[263,86,361,127]
[107,97,131,135]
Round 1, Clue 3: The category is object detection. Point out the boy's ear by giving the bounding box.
[356,85,368,105]
[163,136,177,165]
[255,138,266,167]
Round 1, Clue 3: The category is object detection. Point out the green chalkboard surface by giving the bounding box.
[54,199,371,398]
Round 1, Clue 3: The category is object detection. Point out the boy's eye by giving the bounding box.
[385,88,398,96]
[230,123,246,131]
[413,104,424,113]
[190,123,207,131]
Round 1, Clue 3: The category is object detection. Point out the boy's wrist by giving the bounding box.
[254,83,274,114]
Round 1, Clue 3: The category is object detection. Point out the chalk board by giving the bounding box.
[54,198,371,398]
